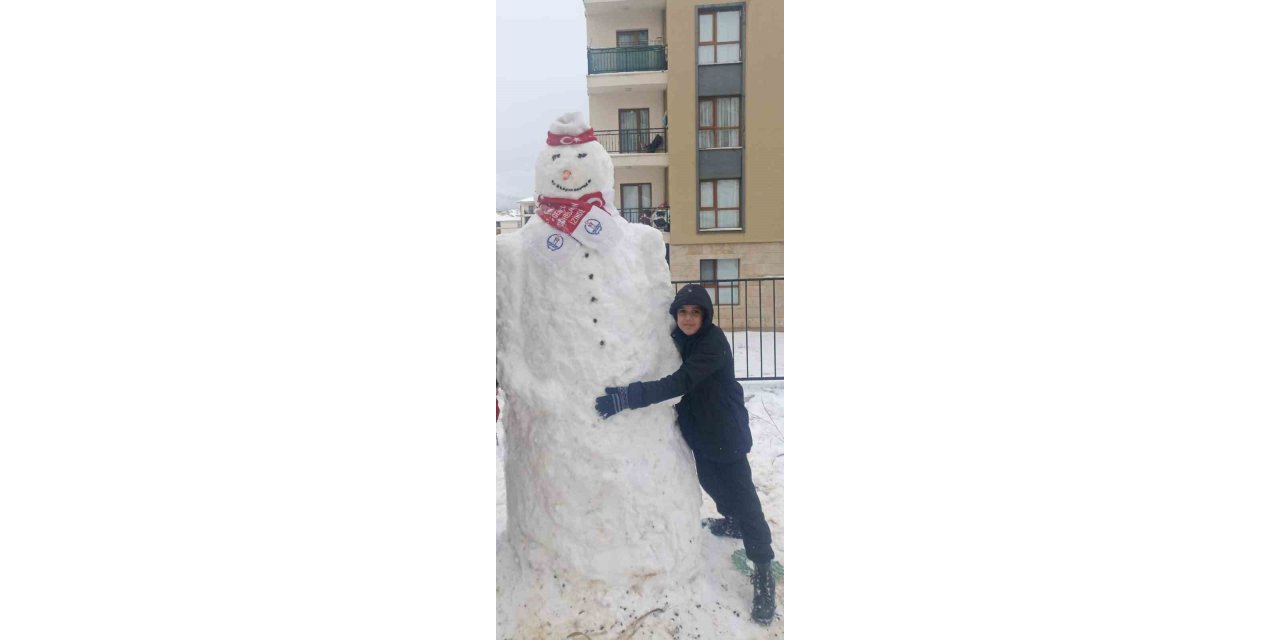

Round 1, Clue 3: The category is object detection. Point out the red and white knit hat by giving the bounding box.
[546,112,597,146]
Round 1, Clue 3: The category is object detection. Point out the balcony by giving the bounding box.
[595,128,666,154]
[584,0,667,16]
[587,45,667,74]
[596,128,667,168]
[620,207,669,232]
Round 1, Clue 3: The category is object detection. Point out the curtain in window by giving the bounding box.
[619,110,648,153]
[719,259,740,304]
[699,98,740,149]
[718,42,740,63]
[618,31,647,47]
[700,259,740,304]
[716,180,739,208]
[718,180,739,228]
[699,182,715,229]
[621,184,651,222]
[621,185,639,222]
[717,97,740,147]
[698,100,714,149]
[700,260,722,304]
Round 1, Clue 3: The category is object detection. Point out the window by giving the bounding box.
[618,108,650,153]
[619,183,652,223]
[698,8,741,64]
[698,178,741,230]
[698,96,741,149]
[617,30,648,47]
[700,258,740,305]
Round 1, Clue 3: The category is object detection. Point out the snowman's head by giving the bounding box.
[534,112,614,199]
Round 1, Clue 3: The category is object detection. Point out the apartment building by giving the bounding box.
[496,209,522,235]
[583,0,783,330]
[516,196,538,227]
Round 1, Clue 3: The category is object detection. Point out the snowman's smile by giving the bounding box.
[552,178,592,192]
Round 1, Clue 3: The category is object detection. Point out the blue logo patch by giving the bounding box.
[584,218,602,235]
[546,234,564,251]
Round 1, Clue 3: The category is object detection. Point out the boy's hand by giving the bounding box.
[594,382,647,419]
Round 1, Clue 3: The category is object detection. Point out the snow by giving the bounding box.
[495,113,786,637]
[725,331,785,379]
[496,113,714,638]
[496,381,786,638]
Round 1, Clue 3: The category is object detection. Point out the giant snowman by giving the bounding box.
[496,113,703,636]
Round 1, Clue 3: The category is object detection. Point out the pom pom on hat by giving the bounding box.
[547,112,597,146]
[548,112,589,136]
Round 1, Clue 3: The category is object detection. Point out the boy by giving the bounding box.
[594,284,776,625]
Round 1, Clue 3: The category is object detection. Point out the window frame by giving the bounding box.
[697,178,742,231]
[700,258,740,305]
[617,108,651,153]
[616,29,649,48]
[697,7,742,65]
[697,96,742,150]
[619,182,653,224]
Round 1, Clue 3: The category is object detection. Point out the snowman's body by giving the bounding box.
[496,115,703,626]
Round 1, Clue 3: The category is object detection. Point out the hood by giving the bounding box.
[670,284,714,335]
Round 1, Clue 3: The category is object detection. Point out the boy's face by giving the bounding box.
[676,304,703,336]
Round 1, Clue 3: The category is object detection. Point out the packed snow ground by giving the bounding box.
[725,331,784,379]
[497,380,785,638]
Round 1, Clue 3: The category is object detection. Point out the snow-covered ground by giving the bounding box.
[497,380,785,638]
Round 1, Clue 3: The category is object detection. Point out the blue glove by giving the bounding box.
[594,382,647,419]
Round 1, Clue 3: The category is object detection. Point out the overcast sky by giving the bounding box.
[496,0,589,210]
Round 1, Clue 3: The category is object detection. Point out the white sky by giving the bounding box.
[496,0,590,210]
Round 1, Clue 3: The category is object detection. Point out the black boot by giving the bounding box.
[750,559,776,625]
[701,516,744,539]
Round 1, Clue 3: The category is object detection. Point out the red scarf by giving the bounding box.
[535,192,611,236]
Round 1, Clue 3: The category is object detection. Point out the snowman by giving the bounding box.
[496,113,703,634]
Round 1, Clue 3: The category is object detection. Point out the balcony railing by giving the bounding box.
[587,45,667,74]
[620,207,669,232]
[595,128,666,154]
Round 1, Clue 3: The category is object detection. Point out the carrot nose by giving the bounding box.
[561,170,572,181]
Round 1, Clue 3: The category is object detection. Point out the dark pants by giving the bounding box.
[694,453,774,564]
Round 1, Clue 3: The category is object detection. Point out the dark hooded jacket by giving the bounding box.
[639,284,752,462]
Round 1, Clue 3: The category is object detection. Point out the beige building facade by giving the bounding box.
[583,0,783,330]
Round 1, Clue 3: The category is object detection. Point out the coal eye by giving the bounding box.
[551,153,560,160]
[577,153,587,159]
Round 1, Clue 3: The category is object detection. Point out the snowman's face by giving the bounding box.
[534,141,614,198]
